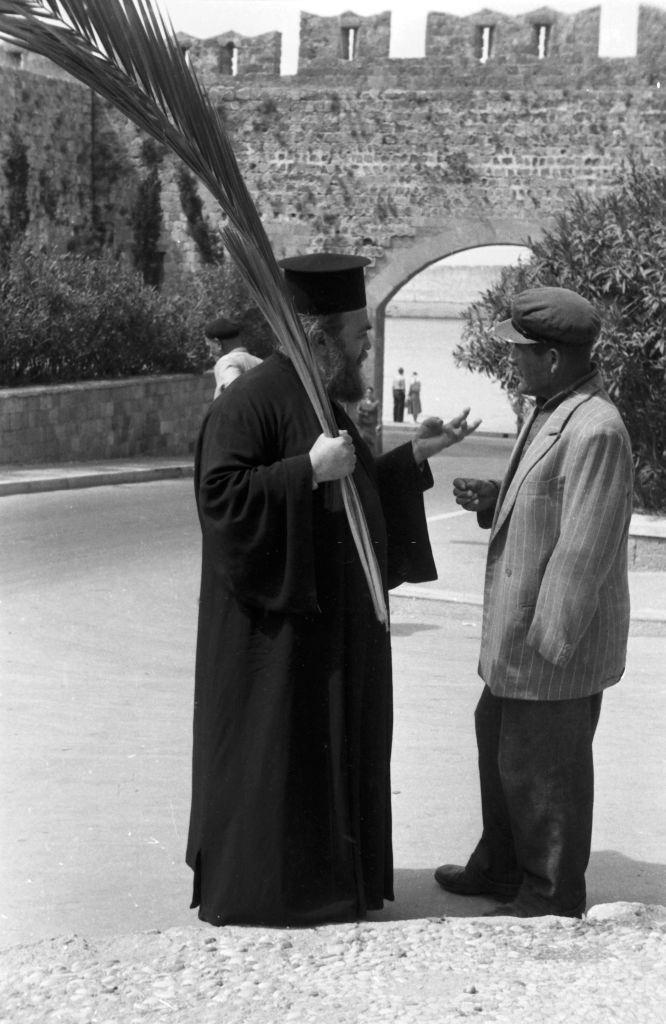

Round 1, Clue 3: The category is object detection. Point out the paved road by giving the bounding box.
[1,448,665,950]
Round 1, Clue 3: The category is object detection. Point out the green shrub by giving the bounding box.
[131,167,163,285]
[0,245,204,385]
[130,139,165,286]
[174,259,277,361]
[4,127,30,239]
[176,166,225,265]
[454,163,666,512]
[0,244,276,387]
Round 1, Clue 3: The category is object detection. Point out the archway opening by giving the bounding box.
[382,244,531,436]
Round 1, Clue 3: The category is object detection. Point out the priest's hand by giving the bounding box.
[310,430,356,485]
[412,408,482,465]
[452,477,499,512]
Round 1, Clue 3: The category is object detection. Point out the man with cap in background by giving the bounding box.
[434,286,633,919]
[204,314,263,399]
[188,252,479,928]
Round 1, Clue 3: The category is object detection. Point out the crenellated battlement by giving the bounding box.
[177,4,663,81]
[2,5,664,83]
[295,4,665,80]
[176,29,282,81]
[298,9,392,67]
[424,6,601,63]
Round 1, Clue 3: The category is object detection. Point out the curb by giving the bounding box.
[391,585,666,624]
[0,464,193,497]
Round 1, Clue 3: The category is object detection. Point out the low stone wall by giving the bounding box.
[0,374,213,465]
[629,522,666,571]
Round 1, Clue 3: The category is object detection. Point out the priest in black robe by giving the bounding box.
[187,253,479,926]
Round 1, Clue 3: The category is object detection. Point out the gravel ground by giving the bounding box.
[2,903,664,1024]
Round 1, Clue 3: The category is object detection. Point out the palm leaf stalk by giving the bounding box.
[0,0,388,625]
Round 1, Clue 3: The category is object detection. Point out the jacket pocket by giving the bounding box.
[505,475,564,606]
[520,475,564,498]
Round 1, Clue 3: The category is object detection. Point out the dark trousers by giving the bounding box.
[467,686,603,915]
[392,390,405,422]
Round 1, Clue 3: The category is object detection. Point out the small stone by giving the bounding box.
[586,902,645,922]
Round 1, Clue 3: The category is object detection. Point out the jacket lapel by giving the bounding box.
[494,403,538,512]
[489,379,600,544]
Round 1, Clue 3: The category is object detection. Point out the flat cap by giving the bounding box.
[493,286,601,347]
[204,316,240,341]
[279,253,370,315]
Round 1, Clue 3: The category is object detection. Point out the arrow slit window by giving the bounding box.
[226,42,239,76]
[342,27,357,61]
[476,25,494,63]
[535,24,550,59]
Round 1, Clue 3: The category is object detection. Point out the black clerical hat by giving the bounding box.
[278,253,370,315]
[204,316,240,340]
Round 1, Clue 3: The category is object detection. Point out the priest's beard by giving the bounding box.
[318,339,365,403]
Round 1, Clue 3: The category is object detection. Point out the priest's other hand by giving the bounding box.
[310,430,356,485]
[412,408,482,465]
[452,477,499,512]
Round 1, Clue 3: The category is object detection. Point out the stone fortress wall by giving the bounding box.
[1,4,665,397]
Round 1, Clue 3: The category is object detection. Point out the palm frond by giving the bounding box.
[0,0,388,624]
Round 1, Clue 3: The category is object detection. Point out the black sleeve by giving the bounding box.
[195,394,319,616]
[376,442,438,589]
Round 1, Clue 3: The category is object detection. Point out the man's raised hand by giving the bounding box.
[412,408,482,464]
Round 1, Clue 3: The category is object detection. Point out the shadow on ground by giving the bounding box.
[367,868,498,921]
[587,851,666,907]
[367,853,666,923]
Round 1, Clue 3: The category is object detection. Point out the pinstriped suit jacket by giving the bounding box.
[478,372,633,701]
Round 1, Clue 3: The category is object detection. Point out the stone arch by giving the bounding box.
[364,214,548,409]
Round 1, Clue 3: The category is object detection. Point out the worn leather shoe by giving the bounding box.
[434,863,518,901]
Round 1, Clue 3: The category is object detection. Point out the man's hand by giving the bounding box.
[310,430,356,484]
[452,477,499,512]
[412,408,482,465]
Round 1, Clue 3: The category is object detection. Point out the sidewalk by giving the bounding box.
[2,906,664,1024]
[0,455,194,496]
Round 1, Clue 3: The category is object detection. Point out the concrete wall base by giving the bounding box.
[0,374,213,464]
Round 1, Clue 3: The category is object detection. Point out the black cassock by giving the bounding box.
[187,352,437,926]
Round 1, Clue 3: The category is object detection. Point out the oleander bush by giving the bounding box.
[454,162,666,512]
[174,260,276,361]
[0,244,205,385]
[0,244,274,387]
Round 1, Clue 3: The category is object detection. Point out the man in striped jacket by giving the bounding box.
[435,286,633,918]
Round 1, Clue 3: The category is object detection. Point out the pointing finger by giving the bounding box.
[451,407,471,426]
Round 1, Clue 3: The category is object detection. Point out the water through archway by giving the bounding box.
[381,245,531,435]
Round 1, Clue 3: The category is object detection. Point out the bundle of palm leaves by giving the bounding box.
[0,0,387,624]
